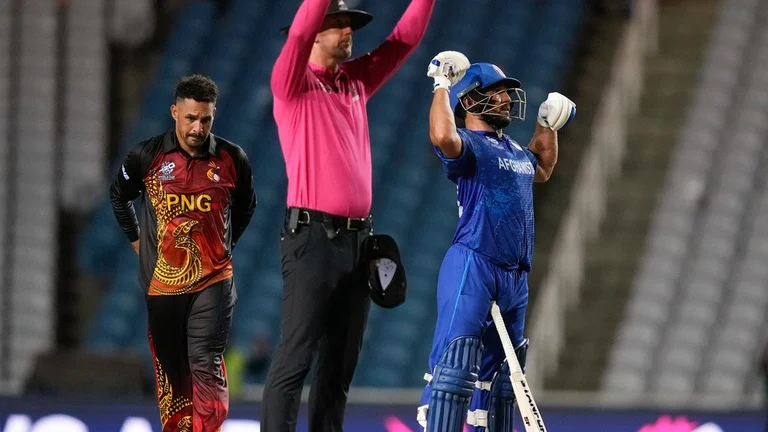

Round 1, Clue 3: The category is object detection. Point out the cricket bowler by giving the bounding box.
[110,75,256,432]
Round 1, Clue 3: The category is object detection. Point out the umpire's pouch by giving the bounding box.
[361,234,407,309]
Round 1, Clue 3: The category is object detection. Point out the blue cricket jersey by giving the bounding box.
[434,128,539,271]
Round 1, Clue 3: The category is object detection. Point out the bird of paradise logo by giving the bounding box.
[206,161,220,182]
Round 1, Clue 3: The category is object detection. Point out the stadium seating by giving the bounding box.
[602,0,768,398]
[81,0,587,387]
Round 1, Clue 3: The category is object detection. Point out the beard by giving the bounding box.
[334,47,351,60]
[327,37,352,60]
[333,43,352,60]
[481,112,512,130]
[185,132,207,147]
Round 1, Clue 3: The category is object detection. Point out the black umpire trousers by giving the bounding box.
[261,208,372,432]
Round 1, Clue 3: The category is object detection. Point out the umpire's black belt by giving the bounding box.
[286,207,372,232]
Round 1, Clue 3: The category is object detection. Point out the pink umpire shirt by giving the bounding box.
[271,0,435,218]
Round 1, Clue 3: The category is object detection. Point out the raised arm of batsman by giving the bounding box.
[527,91,575,182]
[426,50,576,182]
[427,50,471,158]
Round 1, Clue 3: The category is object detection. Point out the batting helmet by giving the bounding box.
[450,63,526,122]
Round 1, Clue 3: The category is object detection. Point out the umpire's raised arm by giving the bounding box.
[271,0,333,101]
[346,0,436,96]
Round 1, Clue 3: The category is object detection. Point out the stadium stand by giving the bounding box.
[603,0,768,400]
[0,0,10,381]
[542,0,720,391]
[80,0,588,388]
[61,0,109,214]
[2,0,60,394]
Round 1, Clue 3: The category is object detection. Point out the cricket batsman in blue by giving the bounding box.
[416,51,576,432]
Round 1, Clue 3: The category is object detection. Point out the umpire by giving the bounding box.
[261,0,433,430]
[110,74,256,432]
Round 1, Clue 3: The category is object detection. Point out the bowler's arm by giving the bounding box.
[429,88,462,157]
[528,123,558,183]
[109,143,147,254]
[271,0,332,101]
[348,0,436,96]
[230,148,257,249]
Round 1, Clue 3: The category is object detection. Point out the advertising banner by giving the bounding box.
[0,397,764,432]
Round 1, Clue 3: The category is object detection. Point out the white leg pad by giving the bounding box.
[467,409,488,428]
[417,404,428,428]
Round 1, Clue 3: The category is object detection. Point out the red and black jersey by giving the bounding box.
[110,131,256,296]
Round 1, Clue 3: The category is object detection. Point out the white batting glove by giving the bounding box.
[427,51,470,93]
[537,92,576,131]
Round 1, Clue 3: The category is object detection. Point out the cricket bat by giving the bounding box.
[490,301,547,432]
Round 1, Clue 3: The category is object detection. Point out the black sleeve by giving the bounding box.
[109,143,147,242]
[230,146,257,249]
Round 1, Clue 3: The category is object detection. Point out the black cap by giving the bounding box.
[362,234,407,309]
[281,0,373,35]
